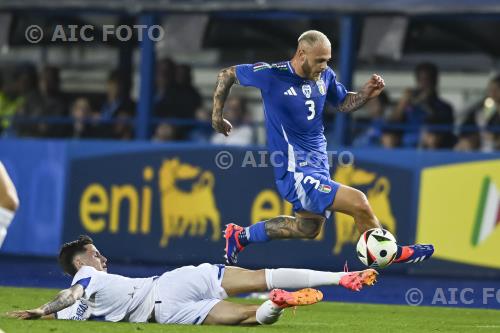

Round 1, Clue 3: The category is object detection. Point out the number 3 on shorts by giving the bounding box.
[305,100,315,120]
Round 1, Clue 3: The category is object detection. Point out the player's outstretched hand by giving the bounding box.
[361,74,385,99]
[212,117,233,136]
[6,308,44,320]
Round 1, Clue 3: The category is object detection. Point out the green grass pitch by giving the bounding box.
[0,286,499,333]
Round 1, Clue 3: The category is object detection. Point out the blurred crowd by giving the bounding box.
[352,62,500,151]
[0,58,255,144]
[0,59,499,151]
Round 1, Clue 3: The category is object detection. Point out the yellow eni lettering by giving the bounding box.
[110,185,139,234]
[80,184,108,233]
[79,166,155,236]
[251,189,323,240]
[141,167,154,234]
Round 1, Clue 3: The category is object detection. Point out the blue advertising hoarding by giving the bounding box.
[1,139,499,276]
[60,144,415,271]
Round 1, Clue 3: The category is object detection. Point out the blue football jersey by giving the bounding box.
[235,61,348,180]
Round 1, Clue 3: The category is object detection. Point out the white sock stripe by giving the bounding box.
[267,268,343,289]
[264,269,273,290]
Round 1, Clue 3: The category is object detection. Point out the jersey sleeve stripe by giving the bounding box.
[73,277,91,289]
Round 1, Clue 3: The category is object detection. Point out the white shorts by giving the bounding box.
[153,263,227,325]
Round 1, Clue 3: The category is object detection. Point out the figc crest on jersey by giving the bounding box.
[317,79,326,95]
[302,84,312,98]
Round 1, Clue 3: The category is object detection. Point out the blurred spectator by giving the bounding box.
[111,111,134,140]
[67,97,101,138]
[393,62,455,149]
[353,91,395,148]
[455,75,500,152]
[154,57,176,106]
[211,96,254,146]
[16,65,67,137]
[380,123,403,148]
[100,70,135,139]
[152,123,176,142]
[481,77,500,151]
[189,107,213,142]
[154,63,202,140]
[0,68,24,135]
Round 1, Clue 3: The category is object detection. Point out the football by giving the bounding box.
[356,228,398,269]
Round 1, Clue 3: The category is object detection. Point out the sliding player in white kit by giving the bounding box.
[9,235,378,326]
[0,161,19,249]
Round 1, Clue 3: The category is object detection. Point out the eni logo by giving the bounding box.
[79,158,220,247]
[333,165,396,254]
[158,158,220,247]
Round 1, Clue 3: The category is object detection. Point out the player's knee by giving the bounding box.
[352,191,372,219]
[303,226,321,239]
[297,217,324,239]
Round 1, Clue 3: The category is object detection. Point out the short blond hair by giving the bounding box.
[298,30,330,47]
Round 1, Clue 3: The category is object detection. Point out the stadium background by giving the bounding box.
[1,0,500,314]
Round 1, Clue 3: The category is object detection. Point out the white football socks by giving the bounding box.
[256,300,284,325]
[265,268,347,289]
[0,206,15,248]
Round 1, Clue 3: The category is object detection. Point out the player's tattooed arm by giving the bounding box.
[212,66,239,136]
[264,215,325,239]
[338,74,385,113]
[337,92,369,113]
[7,284,83,319]
[40,286,83,315]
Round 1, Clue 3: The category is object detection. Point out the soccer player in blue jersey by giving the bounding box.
[212,30,434,266]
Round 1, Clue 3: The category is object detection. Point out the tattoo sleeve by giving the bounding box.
[264,215,324,239]
[337,92,368,113]
[40,288,78,315]
[212,66,238,122]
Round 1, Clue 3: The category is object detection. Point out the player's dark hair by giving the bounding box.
[58,235,94,276]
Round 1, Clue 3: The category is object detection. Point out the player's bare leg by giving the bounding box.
[203,301,260,325]
[0,162,19,248]
[220,266,267,295]
[330,184,381,233]
[224,212,325,264]
[330,184,433,264]
[265,211,325,239]
[203,266,377,325]
[220,266,377,295]
[203,291,323,325]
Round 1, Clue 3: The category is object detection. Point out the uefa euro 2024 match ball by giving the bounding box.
[356,228,397,269]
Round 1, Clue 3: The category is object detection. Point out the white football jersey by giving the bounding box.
[56,299,93,320]
[71,266,156,322]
